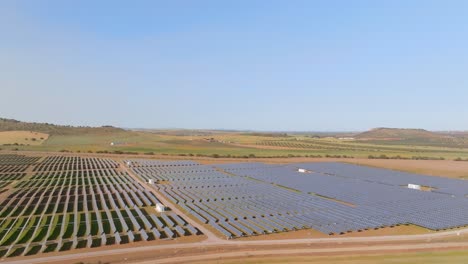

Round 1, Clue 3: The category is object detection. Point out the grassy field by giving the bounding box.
[1,129,468,160]
[1,118,467,159]
[1,131,468,159]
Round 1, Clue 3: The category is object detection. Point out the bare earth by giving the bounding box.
[346,159,468,179]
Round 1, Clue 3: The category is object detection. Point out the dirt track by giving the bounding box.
[118,160,222,243]
[3,227,468,264]
[139,242,468,264]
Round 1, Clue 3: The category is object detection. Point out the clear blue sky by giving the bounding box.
[1,1,467,131]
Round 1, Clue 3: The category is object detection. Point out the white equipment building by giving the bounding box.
[155,203,166,213]
[408,183,422,190]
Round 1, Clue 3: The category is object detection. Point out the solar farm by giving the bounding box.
[0,154,200,259]
[128,160,468,239]
[2,153,468,260]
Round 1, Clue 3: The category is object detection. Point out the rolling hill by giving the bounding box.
[355,128,467,148]
[355,128,445,140]
[0,117,125,135]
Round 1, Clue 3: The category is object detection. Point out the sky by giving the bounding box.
[1,1,468,131]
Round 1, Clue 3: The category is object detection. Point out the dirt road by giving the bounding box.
[139,242,468,264]
[4,226,468,264]
[118,160,222,243]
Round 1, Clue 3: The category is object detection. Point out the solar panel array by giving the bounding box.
[130,160,468,239]
[220,162,468,232]
[0,156,200,259]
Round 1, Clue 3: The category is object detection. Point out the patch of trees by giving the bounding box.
[95,150,139,155]
[244,132,289,137]
[155,153,355,159]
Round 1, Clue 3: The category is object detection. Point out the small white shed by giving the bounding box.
[408,183,421,190]
[155,203,166,213]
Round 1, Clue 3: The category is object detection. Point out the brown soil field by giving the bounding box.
[40,239,468,264]
[345,159,468,179]
[190,248,468,264]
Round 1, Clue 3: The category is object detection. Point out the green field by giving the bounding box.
[1,119,467,159]
[1,130,468,160]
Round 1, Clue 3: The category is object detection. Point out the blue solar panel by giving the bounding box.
[128,160,468,238]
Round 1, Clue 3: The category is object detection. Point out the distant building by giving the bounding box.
[408,183,421,190]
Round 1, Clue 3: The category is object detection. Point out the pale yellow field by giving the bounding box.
[0,131,49,145]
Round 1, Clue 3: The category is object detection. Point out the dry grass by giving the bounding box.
[346,159,468,179]
[0,131,49,145]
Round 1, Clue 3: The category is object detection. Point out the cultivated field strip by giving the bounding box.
[0,156,200,259]
[129,160,468,239]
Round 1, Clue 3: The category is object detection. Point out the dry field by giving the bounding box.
[0,131,48,146]
[346,159,468,179]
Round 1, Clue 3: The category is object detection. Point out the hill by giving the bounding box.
[0,117,126,136]
[355,128,468,148]
[355,128,444,140]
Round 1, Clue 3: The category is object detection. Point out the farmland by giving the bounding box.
[2,130,468,160]
[1,118,468,160]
